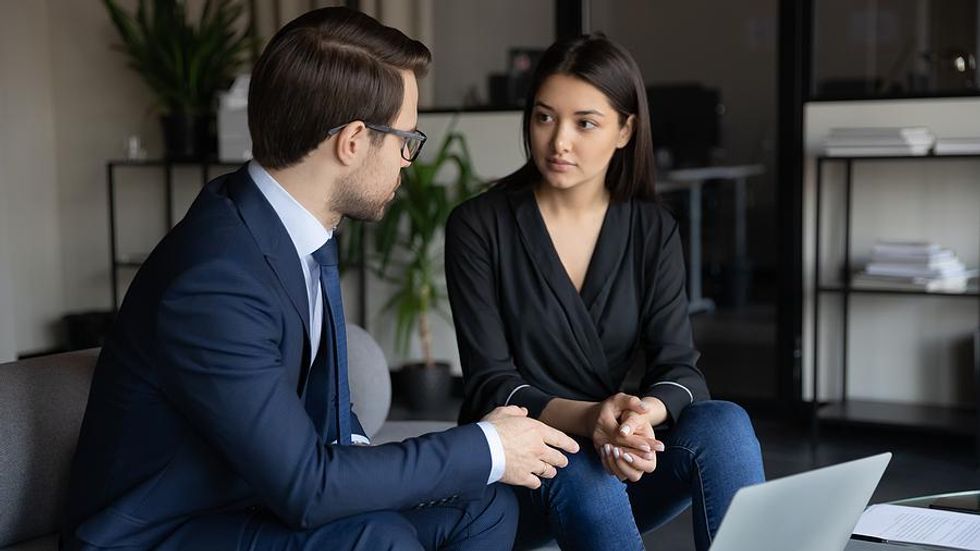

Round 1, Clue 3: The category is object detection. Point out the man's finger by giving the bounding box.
[540,446,569,469]
[542,426,580,454]
[522,473,542,489]
[538,463,558,479]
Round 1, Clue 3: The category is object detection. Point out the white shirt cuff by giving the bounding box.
[476,421,505,485]
[331,434,371,446]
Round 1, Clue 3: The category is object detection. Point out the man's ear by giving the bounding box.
[617,114,636,149]
[334,121,369,166]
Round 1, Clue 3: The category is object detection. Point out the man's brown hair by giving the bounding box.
[248,7,430,169]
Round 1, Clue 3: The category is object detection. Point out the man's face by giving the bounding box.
[337,69,418,222]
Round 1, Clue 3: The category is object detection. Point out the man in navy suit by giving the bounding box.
[61,8,579,550]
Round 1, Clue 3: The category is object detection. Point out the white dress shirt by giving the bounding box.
[248,162,504,483]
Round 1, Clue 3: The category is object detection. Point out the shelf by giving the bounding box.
[818,285,980,298]
[818,153,980,161]
[108,159,245,167]
[818,399,975,436]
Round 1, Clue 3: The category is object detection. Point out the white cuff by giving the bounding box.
[476,421,505,485]
[331,434,371,446]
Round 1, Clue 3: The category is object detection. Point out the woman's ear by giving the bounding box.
[617,114,636,149]
[334,121,369,166]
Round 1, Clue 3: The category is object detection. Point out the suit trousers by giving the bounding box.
[157,482,516,551]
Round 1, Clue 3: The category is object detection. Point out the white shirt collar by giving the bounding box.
[248,160,332,256]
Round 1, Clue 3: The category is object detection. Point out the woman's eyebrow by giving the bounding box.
[535,101,606,117]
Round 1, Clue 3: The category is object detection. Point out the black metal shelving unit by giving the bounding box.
[107,159,243,309]
[812,153,980,456]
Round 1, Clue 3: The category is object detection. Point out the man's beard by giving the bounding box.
[333,169,396,223]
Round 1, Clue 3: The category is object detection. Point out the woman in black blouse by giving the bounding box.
[445,35,764,551]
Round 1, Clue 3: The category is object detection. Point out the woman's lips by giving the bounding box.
[546,158,575,172]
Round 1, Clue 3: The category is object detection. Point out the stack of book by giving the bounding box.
[852,241,976,292]
[934,137,980,155]
[824,127,935,157]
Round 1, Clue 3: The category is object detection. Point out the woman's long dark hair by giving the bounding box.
[499,34,656,201]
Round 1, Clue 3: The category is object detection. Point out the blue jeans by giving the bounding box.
[514,400,765,551]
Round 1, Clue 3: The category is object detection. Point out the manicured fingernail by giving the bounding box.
[613,447,621,459]
[653,441,665,452]
[603,443,611,456]
[623,452,634,463]
[619,425,632,435]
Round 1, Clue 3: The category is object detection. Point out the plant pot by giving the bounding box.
[398,361,452,413]
[160,112,217,160]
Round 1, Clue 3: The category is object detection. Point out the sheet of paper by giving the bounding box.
[853,504,980,550]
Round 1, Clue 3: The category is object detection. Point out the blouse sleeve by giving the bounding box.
[445,205,555,423]
[639,213,710,423]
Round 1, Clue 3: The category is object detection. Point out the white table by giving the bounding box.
[658,164,765,314]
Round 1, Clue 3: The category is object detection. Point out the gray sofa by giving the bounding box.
[0,324,454,550]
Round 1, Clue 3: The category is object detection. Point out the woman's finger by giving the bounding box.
[612,447,644,482]
[600,443,622,479]
[620,448,657,474]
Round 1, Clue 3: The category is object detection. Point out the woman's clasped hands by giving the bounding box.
[590,393,667,482]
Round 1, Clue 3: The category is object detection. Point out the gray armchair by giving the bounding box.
[0,324,453,550]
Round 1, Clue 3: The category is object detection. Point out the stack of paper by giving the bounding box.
[853,240,976,292]
[935,137,980,155]
[853,503,980,550]
[825,127,935,157]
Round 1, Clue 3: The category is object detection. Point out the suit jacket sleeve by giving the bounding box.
[639,215,710,423]
[445,206,555,422]
[155,258,491,530]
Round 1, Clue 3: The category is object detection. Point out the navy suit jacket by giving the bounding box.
[61,166,491,549]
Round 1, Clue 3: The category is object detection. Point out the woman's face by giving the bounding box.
[530,73,634,194]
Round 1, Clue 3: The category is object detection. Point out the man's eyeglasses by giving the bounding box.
[327,123,427,162]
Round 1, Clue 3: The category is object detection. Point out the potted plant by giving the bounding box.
[103,0,253,160]
[361,127,482,411]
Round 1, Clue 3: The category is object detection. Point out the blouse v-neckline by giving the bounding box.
[509,186,632,314]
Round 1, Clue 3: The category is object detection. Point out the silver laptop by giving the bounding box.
[710,452,892,551]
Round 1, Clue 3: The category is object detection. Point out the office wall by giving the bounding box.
[49,3,163,322]
[0,1,66,355]
[0,2,215,355]
[804,98,980,406]
[429,0,554,108]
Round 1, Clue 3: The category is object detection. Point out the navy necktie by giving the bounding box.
[308,238,351,445]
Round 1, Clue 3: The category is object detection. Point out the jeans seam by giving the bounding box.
[671,444,712,548]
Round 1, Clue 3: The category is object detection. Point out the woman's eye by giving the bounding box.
[535,112,553,123]
[579,120,597,130]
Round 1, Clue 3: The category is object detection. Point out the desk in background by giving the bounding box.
[658,164,765,314]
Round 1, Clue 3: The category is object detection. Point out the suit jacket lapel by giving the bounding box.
[227,166,311,337]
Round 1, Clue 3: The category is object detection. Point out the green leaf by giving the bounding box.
[360,115,486,365]
[101,0,251,115]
